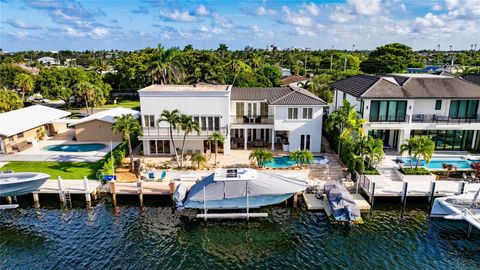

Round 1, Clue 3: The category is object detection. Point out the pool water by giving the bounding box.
[43,144,106,152]
[0,199,479,269]
[399,157,479,170]
[265,156,328,168]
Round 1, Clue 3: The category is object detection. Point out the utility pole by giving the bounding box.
[437,44,441,65]
[330,45,334,70]
[449,45,452,65]
[344,58,347,71]
[304,52,307,73]
[352,44,355,51]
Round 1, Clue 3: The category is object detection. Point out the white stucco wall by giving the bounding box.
[333,90,361,111]
[273,105,323,152]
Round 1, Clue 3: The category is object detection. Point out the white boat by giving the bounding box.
[0,172,50,197]
[174,168,307,218]
[430,188,480,230]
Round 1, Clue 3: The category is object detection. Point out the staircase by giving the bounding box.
[63,190,72,207]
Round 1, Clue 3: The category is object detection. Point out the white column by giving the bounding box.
[224,130,231,155]
[244,128,248,150]
[271,128,275,150]
[471,130,477,149]
[399,128,411,154]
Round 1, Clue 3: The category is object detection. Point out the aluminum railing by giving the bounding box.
[412,114,480,124]
[230,115,274,124]
[369,115,407,123]
[142,126,228,137]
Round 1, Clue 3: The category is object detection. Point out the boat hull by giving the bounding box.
[183,194,294,210]
[0,173,50,197]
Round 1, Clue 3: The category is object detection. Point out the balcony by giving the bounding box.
[412,114,480,124]
[230,115,274,125]
[369,115,407,123]
[141,126,228,138]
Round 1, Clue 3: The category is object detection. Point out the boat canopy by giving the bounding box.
[186,170,307,202]
[325,181,361,222]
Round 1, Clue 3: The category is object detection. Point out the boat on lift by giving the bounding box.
[174,168,307,219]
[430,188,480,231]
[324,181,363,224]
[0,172,49,197]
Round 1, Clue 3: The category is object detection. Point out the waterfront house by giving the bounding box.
[69,107,139,142]
[332,73,480,152]
[138,84,326,156]
[0,105,71,154]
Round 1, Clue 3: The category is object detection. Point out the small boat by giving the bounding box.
[174,168,307,218]
[324,181,363,224]
[430,188,480,231]
[0,172,50,197]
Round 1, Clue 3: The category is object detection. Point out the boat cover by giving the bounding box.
[176,171,307,209]
[324,181,361,222]
[0,172,50,197]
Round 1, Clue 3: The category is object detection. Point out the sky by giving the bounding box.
[0,0,479,52]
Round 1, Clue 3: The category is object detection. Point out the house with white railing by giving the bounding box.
[138,84,326,156]
[332,73,480,152]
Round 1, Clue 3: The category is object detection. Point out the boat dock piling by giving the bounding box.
[30,177,100,206]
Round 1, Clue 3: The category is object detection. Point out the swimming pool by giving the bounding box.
[43,143,106,152]
[398,157,479,170]
[265,155,329,168]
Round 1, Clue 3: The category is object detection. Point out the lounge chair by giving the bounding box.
[148,171,155,181]
[159,171,167,181]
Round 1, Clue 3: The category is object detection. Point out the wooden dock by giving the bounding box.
[303,192,371,212]
[30,177,101,206]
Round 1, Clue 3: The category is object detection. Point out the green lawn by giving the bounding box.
[98,99,140,109]
[1,161,101,179]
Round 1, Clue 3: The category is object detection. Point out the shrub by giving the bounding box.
[399,167,431,175]
[364,167,380,175]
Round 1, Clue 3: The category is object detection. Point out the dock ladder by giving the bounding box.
[64,190,72,207]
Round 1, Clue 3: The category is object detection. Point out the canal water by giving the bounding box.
[1,197,479,269]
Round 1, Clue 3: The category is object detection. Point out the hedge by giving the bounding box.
[399,167,431,175]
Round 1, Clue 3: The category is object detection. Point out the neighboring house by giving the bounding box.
[280,68,292,77]
[69,107,139,142]
[407,66,442,74]
[280,75,310,87]
[462,74,480,85]
[138,84,326,156]
[0,105,71,154]
[37,56,60,65]
[332,73,480,152]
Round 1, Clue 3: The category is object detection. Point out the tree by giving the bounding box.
[0,64,27,90]
[158,109,181,167]
[249,149,274,168]
[209,131,224,166]
[326,99,365,154]
[13,73,34,101]
[417,136,435,168]
[0,89,23,112]
[442,163,457,180]
[365,136,384,168]
[298,74,334,103]
[178,114,200,168]
[400,138,419,169]
[147,45,184,84]
[112,114,142,172]
[289,150,314,167]
[74,81,98,115]
[190,153,207,169]
[360,43,415,74]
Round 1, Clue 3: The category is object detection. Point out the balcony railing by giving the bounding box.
[412,114,480,124]
[369,115,407,123]
[230,115,274,124]
[142,126,228,137]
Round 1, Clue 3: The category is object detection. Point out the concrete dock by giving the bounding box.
[303,192,371,212]
[30,177,101,206]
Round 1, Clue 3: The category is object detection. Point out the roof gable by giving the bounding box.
[231,86,325,105]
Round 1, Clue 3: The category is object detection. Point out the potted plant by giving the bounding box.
[36,128,46,141]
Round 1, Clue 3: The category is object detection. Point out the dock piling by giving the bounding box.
[6,196,12,204]
[428,181,436,208]
[33,193,40,207]
[83,177,91,203]
[458,181,466,195]
[58,176,66,204]
[137,179,144,206]
[369,182,376,209]
[110,180,117,206]
[401,181,409,217]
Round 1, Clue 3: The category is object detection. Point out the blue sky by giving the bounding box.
[1,0,479,51]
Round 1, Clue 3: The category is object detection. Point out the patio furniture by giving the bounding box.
[159,171,167,181]
[148,171,155,181]
[463,172,468,180]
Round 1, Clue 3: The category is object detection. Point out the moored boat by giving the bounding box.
[324,181,362,224]
[0,172,50,197]
[174,168,307,213]
[430,188,480,230]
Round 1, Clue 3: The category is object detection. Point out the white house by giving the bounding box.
[37,57,60,65]
[332,73,480,152]
[138,84,326,156]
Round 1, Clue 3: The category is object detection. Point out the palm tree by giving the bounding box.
[417,136,435,168]
[147,45,184,84]
[190,153,207,169]
[74,81,98,115]
[326,99,365,154]
[400,138,419,169]
[289,151,303,167]
[13,73,33,101]
[158,109,181,167]
[289,150,314,167]
[209,131,224,166]
[178,114,200,168]
[112,114,142,172]
[365,136,384,168]
[249,149,274,168]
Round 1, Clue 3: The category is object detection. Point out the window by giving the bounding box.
[149,140,170,155]
[435,100,442,110]
[369,100,407,122]
[208,117,214,131]
[343,92,347,100]
[449,100,478,119]
[201,117,207,131]
[236,102,244,117]
[260,102,269,117]
[411,130,474,151]
[300,134,311,151]
[288,108,298,119]
[302,108,313,119]
[214,117,220,131]
[143,115,155,127]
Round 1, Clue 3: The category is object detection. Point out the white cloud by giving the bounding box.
[295,27,316,36]
[329,7,355,23]
[445,0,460,10]
[5,19,41,30]
[65,27,87,37]
[160,10,196,22]
[281,6,313,26]
[432,4,443,11]
[212,13,233,28]
[256,6,276,16]
[347,0,381,16]
[304,3,320,16]
[415,12,447,28]
[384,25,411,35]
[196,5,209,16]
[8,31,29,39]
[90,27,109,38]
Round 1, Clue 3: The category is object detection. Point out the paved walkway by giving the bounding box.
[307,137,348,188]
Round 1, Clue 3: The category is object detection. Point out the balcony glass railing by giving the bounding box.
[412,114,480,124]
[230,115,274,124]
[142,126,228,137]
[369,115,407,123]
